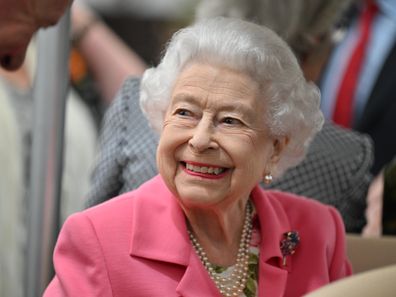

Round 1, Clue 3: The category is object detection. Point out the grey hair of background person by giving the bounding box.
[195,0,355,55]
[139,17,324,177]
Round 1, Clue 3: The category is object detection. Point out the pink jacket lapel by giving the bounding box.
[129,176,292,296]
[128,176,190,266]
[128,176,219,296]
[176,252,223,297]
[252,186,291,297]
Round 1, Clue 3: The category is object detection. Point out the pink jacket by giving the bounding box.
[44,175,351,297]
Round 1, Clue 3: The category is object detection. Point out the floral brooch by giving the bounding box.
[280,231,300,266]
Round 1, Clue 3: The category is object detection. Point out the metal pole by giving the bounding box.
[25,10,70,297]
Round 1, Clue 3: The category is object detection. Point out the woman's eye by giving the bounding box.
[222,117,242,125]
[175,109,192,117]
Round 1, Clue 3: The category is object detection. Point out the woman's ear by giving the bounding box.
[270,136,289,164]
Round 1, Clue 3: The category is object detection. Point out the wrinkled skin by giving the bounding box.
[0,0,72,70]
[157,62,282,212]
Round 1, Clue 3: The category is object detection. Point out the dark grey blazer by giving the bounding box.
[354,41,396,175]
[87,77,373,232]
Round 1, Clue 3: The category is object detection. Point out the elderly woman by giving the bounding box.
[87,0,372,234]
[44,17,351,297]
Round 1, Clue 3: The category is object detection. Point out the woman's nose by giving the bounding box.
[188,118,218,152]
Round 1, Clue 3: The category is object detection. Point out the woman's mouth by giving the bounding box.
[181,161,229,178]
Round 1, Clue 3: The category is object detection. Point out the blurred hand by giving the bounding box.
[0,0,73,71]
[362,172,384,237]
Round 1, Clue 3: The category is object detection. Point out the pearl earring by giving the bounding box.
[263,173,273,184]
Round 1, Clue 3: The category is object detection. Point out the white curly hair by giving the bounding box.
[140,17,324,177]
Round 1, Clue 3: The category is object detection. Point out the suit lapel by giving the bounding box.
[258,263,288,297]
[128,176,219,296]
[129,175,190,266]
[355,40,396,131]
[176,251,222,297]
[252,186,293,297]
[129,178,292,296]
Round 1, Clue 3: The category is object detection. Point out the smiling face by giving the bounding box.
[157,62,281,210]
[0,0,71,70]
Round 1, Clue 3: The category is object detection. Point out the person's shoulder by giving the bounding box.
[266,190,342,225]
[103,76,141,124]
[118,76,141,105]
[73,188,137,229]
[82,175,165,221]
[266,189,328,208]
[264,190,346,248]
[58,176,168,251]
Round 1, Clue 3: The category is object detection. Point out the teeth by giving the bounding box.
[185,163,224,175]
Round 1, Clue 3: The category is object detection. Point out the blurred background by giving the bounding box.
[1,0,396,296]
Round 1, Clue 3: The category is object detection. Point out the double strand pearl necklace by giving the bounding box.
[188,201,253,297]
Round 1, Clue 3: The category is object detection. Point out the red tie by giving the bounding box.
[332,1,378,128]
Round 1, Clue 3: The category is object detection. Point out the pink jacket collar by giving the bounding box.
[129,175,292,296]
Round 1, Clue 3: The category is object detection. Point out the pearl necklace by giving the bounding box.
[188,201,253,297]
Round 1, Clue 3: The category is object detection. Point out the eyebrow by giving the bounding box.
[172,93,255,115]
[171,93,199,105]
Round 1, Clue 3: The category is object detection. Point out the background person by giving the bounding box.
[318,0,396,235]
[0,80,24,297]
[320,0,396,175]
[0,42,97,296]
